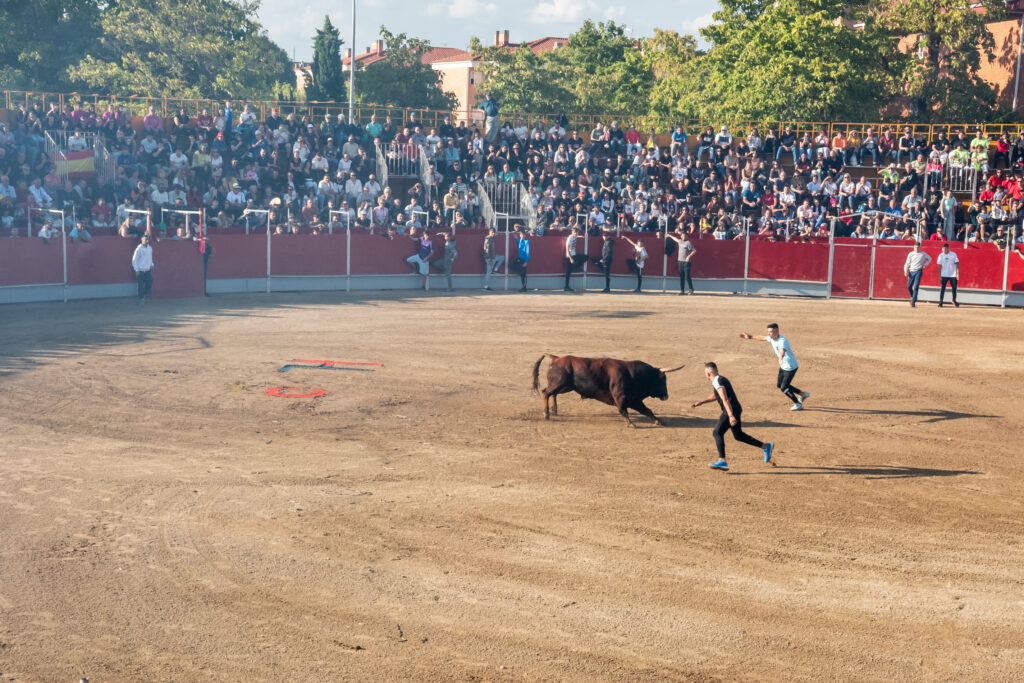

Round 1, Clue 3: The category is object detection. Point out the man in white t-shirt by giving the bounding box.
[936,242,960,308]
[739,323,810,411]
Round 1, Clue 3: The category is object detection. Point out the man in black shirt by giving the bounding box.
[776,126,797,164]
[691,362,774,471]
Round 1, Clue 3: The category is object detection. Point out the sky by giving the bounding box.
[257,0,720,62]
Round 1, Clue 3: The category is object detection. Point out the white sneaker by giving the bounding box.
[799,391,810,404]
[790,403,804,411]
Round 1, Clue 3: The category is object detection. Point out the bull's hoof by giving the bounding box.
[654,420,665,426]
[626,422,636,428]
[544,414,551,420]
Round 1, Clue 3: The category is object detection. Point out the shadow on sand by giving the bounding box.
[731,464,982,480]
[810,406,1000,423]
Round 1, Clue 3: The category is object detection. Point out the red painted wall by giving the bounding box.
[2,232,1021,301]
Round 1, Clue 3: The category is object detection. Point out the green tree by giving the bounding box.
[548,20,652,115]
[68,0,291,99]
[309,16,345,101]
[869,0,1006,122]
[0,0,101,92]
[468,39,571,114]
[679,0,883,122]
[638,29,701,121]
[357,28,457,109]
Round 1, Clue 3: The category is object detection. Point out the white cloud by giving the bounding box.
[441,0,498,19]
[603,5,626,21]
[530,0,585,23]
[680,11,715,36]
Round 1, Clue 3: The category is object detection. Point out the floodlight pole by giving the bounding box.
[349,0,356,123]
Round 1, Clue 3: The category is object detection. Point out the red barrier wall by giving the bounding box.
[687,239,745,279]
[270,234,347,277]
[0,239,63,286]
[206,234,266,279]
[748,241,829,283]
[67,237,136,285]
[1,233,1022,302]
[830,241,872,298]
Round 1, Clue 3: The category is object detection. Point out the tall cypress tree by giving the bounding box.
[309,16,344,101]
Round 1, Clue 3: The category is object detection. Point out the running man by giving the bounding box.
[903,241,932,307]
[691,362,774,471]
[739,322,810,411]
[936,242,959,308]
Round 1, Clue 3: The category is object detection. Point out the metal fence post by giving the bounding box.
[346,225,352,293]
[826,223,835,300]
[743,219,751,295]
[868,234,877,300]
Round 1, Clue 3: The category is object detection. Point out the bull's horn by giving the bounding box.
[660,364,685,374]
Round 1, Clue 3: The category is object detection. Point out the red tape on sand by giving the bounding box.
[266,387,327,398]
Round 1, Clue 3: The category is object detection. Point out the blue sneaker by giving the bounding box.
[709,459,729,471]
[763,443,774,463]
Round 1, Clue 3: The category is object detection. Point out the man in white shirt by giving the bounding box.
[363,174,382,201]
[739,323,810,411]
[344,173,363,206]
[903,241,933,307]
[28,179,53,206]
[131,235,154,301]
[936,242,960,308]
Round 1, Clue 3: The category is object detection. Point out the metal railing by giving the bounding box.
[44,132,68,185]
[6,90,1024,148]
[374,142,389,188]
[378,141,420,178]
[519,187,538,231]
[480,180,530,220]
[417,145,433,204]
[477,181,497,229]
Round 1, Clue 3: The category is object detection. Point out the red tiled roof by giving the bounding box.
[421,47,470,65]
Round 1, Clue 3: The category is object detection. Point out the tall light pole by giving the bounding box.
[349,0,356,122]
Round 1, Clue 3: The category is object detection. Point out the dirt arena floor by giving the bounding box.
[1,288,1023,682]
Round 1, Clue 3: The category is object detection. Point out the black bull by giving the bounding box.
[532,354,684,427]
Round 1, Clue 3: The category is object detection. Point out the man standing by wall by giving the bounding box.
[479,93,500,145]
[563,226,587,293]
[668,230,696,294]
[937,242,960,308]
[597,230,615,293]
[132,234,154,302]
[903,241,933,307]
[482,227,504,291]
[512,225,531,292]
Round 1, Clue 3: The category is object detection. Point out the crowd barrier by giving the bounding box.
[1,231,1022,307]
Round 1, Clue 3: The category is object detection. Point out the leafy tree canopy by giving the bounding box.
[0,0,102,92]
[357,28,457,110]
[68,0,292,99]
[309,16,345,101]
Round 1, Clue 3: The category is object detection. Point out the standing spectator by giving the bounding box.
[432,231,458,292]
[622,234,648,293]
[511,225,531,291]
[903,241,933,307]
[479,93,500,145]
[936,242,960,307]
[562,226,587,292]
[132,234,154,301]
[482,226,504,291]
[939,189,957,239]
[668,230,696,294]
[405,228,433,290]
[597,229,615,292]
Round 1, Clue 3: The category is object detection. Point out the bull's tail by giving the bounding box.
[532,354,558,392]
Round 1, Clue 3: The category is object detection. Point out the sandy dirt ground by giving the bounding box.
[1,289,1023,682]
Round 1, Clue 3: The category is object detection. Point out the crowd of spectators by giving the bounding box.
[1,99,1023,252]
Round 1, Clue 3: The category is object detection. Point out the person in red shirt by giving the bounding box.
[994,133,1011,169]
[91,197,114,228]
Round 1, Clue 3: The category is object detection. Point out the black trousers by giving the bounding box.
[511,258,528,288]
[627,259,642,290]
[678,261,693,292]
[136,270,153,299]
[564,254,586,288]
[777,368,803,403]
[940,276,958,304]
[601,261,612,290]
[713,411,764,460]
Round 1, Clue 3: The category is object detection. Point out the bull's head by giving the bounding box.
[655,365,685,401]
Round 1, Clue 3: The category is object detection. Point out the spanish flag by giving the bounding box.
[57,150,96,179]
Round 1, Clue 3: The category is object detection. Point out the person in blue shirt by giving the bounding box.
[512,225,531,292]
[478,93,500,145]
[739,323,810,411]
[670,126,688,159]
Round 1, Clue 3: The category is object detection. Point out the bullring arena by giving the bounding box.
[2,265,1024,679]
